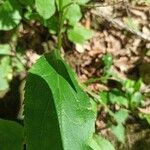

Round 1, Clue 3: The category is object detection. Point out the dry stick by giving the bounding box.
[91,8,150,42]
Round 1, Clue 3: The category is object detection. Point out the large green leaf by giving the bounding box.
[0,119,24,150]
[35,0,55,19]
[24,50,96,150]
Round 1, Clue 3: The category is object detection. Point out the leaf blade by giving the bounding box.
[24,51,96,150]
[0,119,24,150]
[35,0,55,19]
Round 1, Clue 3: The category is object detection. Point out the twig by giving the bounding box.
[80,83,115,116]
[91,8,150,41]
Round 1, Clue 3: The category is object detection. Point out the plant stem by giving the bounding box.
[80,83,115,116]
[58,14,62,50]
[57,0,64,50]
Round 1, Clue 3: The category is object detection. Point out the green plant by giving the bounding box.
[0,0,115,150]
[0,41,25,95]
[88,54,147,143]
[0,0,93,92]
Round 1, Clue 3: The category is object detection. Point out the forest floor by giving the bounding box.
[64,1,150,149]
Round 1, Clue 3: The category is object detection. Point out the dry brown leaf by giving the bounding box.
[138,106,150,114]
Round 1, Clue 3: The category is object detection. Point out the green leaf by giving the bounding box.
[35,0,55,19]
[62,0,71,7]
[144,115,150,124]
[76,0,90,4]
[66,4,82,25]
[56,0,71,10]
[130,92,143,109]
[45,16,59,34]
[0,57,12,79]
[0,78,9,91]
[109,89,128,107]
[123,79,135,94]
[56,0,90,9]
[0,56,12,91]
[24,10,43,23]
[111,124,125,143]
[0,44,11,55]
[99,91,108,104]
[102,53,113,69]
[0,0,21,30]
[134,78,142,91]
[89,134,115,150]
[113,109,129,124]
[24,50,96,150]
[67,25,93,44]
[0,119,24,150]
[19,0,34,6]
[13,53,26,73]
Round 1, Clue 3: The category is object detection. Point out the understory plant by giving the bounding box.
[0,0,115,149]
[86,53,148,143]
